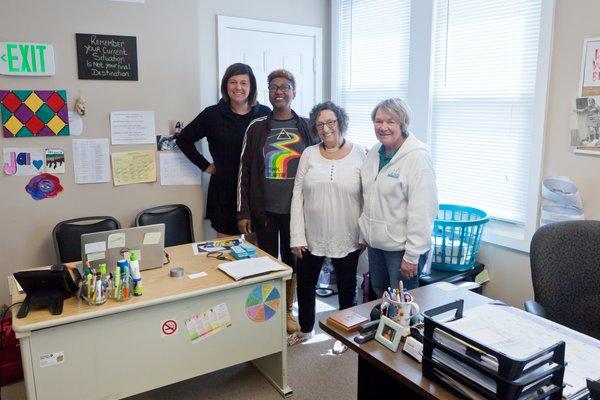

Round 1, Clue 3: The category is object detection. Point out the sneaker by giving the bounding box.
[287,330,313,347]
[332,340,348,354]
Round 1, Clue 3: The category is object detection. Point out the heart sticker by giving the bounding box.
[32,160,43,170]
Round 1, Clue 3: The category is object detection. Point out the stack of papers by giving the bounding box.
[442,304,600,399]
[217,256,287,281]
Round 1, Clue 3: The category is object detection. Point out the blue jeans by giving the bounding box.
[368,247,428,298]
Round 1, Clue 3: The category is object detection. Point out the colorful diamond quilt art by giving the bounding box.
[1,90,70,138]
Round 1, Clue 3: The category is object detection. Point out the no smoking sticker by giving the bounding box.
[161,319,179,337]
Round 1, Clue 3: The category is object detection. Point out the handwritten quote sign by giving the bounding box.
[76,33,138,80]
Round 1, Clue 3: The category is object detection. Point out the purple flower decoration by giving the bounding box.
[26,173,63,200]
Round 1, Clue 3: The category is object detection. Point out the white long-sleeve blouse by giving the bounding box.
[290,143,366,258]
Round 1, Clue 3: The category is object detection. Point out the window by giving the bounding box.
[332,0,555,251]
[336,0,411,149]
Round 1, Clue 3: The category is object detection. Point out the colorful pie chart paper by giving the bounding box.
[245,284,280,322]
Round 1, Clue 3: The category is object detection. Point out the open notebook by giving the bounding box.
[217,256,287,281]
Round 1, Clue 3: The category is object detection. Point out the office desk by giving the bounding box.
[11,243,293,400]
[319,284,493,399]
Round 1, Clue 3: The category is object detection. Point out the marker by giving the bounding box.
[86,274,93,299]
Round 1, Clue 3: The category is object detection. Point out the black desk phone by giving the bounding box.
[13,264,81,318]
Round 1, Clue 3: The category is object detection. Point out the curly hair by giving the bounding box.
[308,101,350,137]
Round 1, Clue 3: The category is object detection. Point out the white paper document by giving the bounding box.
[72,139,111,184]
[110,111,155,145]
[217,256,287,281]
[159,152,202,185]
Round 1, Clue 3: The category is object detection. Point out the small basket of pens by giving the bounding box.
[81,263,111,306]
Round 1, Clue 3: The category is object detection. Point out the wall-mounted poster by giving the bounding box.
[75,33,138,80]
[0,90,69,137]
[579,37,600,97]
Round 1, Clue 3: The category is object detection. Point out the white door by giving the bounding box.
[217,16,323,116]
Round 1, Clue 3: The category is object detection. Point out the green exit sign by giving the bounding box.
[0,42,55,76]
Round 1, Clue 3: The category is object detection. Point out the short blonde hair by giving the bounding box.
[267,69,296,89]
[371,98,411,137]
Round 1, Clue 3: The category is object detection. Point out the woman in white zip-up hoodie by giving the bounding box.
[359,98,438,297]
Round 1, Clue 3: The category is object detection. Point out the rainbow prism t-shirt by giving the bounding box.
[262,118,306,214]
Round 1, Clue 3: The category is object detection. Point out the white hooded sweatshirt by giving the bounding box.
[358,134,438,265]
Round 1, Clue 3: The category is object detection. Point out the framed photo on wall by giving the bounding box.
[579,37,600,96]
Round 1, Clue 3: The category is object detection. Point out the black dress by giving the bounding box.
[176,99,270,235]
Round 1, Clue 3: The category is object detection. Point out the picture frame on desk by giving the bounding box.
[375,316,403,352]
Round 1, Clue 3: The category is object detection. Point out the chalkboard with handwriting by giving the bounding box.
[76,33,138,81]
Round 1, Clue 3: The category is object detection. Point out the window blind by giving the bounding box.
[338,0,412,150]
[430,0,542,224]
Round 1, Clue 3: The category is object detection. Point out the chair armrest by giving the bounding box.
[524,300,547,318]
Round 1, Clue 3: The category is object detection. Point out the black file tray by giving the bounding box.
[421,300,565,400]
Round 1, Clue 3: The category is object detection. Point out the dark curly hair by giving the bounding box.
[308,101,350,137]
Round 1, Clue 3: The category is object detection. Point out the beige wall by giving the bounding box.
[479,0,600,307]
[0,0,330,306]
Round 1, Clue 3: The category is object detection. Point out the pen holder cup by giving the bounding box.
[81,276,111,306]
[381,292,420,328]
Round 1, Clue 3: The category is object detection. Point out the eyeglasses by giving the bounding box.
[315,120,338,131]
[268,84,293,93]
[207,251,232,261]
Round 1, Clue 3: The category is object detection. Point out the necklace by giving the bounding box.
[322,138,346,153]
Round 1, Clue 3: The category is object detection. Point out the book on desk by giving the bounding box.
[326,309,369,332]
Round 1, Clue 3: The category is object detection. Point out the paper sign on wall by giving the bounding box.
[72,139,111,184]
[0,42,55,76]
[159,152,202,185]
[3,148,44,176]
[45,148,65,174]
[111,150,156,186]
[110,111,155,145]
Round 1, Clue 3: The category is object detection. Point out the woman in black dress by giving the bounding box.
[177,63,270,236]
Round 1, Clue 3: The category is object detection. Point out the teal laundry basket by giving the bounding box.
[431,204,490,272]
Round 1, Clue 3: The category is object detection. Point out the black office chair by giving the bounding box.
[134,204,194,247]
[525,220,600,339]
[52,216,121,264]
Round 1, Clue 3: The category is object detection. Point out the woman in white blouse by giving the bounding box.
[289,101,366,347]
